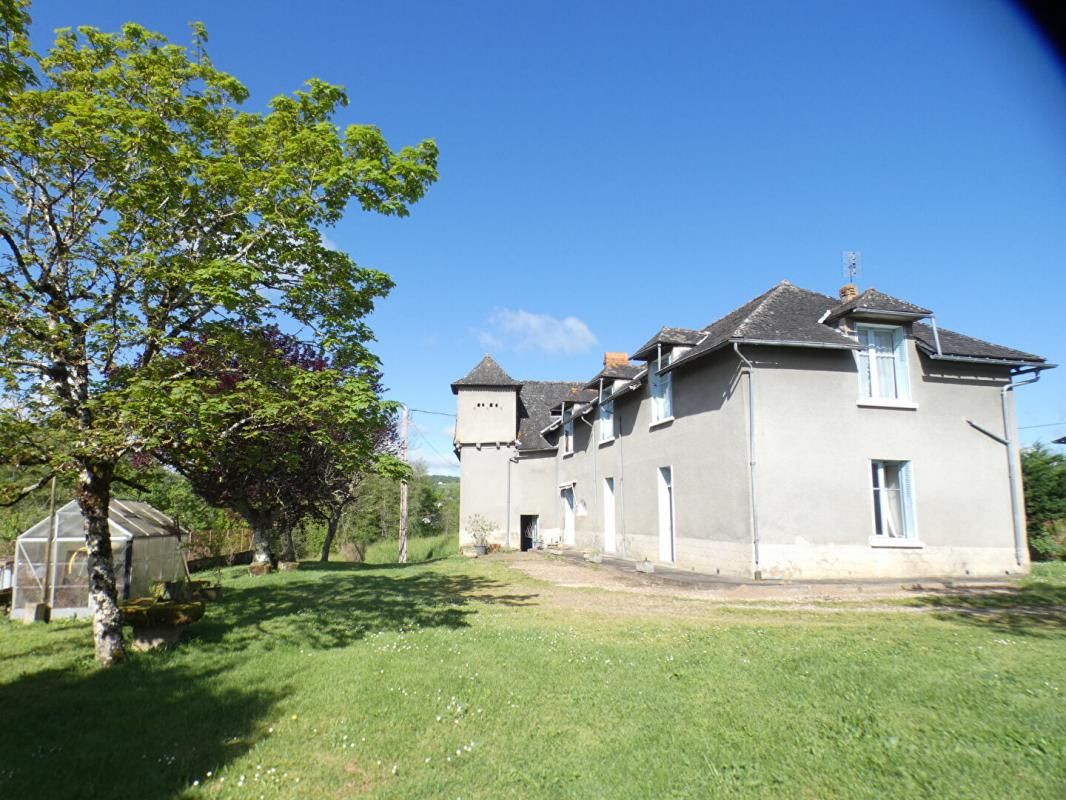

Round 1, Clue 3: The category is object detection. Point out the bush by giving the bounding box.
[1023,443,1066,560]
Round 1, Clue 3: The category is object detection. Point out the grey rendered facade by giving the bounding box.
[452,282,1051,580]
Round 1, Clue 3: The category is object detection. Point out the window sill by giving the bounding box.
[857,399,918,411]
[869,537,924,549]
[598,437,615,447]
[649,416,675,430]
[562,451,574,459]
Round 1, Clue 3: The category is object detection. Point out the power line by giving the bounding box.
[409,417,459,465]
[408,407,455,417]
[1019,421,1066,430]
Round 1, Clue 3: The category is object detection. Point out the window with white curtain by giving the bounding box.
[855,324,910,400]
[650,350,673,422]
[599,398,614,441]
[871,460,917,540]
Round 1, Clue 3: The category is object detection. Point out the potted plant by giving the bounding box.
[466,514,496,556]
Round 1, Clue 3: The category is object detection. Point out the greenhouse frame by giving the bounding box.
[10,499,188,620]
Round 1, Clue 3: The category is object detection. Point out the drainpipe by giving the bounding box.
[1001,367,1045,567]
[929,316,943,357]
[617,409,626,556]
[506,450,519,550]
[733,342,761,578]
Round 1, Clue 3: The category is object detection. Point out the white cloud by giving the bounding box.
[476,308,597,355]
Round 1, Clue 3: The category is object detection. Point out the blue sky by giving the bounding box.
[31,1,1066,474]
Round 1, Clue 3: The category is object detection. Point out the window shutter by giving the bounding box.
[899,461,917,539]
[893,327,911,400]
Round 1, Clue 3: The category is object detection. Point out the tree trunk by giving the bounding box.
[250,524,274,564]
[236,501,275,565]
[320,511,341,562]
[279,525,296,562]
[74,460,126,667]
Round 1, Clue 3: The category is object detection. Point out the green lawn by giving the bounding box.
[1,559,1064,800]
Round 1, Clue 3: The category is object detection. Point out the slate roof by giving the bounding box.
[827,288,932,321]
[912,323,1044,365]
[581,363,644,389]
[517,382,591,450]
[631,327,705,361]
[667,282,859,373]
[450,354,522,394]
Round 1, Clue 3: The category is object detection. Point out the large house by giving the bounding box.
[451,281,1051,580]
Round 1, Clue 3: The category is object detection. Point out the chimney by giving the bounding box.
[839,283,858,302]
[603,351,629,368]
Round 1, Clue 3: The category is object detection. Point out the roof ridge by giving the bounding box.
[732,282,790,338]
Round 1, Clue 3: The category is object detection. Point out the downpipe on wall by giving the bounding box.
[1000,367,1047,567]
[733,342,761,579]
[506,449,519,550]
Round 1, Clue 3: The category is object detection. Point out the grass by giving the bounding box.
[363,532,458,564]
[0,557,1064,799]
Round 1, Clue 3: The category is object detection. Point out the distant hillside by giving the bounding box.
[429,474,459,485]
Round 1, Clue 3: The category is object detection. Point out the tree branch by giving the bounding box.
[0,472,55,507]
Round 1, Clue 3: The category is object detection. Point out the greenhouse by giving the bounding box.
[10,499,188,620]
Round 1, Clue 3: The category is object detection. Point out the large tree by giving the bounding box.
[130,324,402,566]
[0,21,437,664]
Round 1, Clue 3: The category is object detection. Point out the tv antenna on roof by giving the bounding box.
[842,251,862,283]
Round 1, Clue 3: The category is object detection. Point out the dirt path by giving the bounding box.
[494,550,1025,614]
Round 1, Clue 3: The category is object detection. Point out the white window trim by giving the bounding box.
[854,322,910,403]
[869,459,920,545]
[599,398,615,443]
[650,350,673,426]
[562,411,574,455]
[657,464,676,563]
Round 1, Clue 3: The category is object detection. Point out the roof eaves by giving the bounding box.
[664,336,860,374]
[914,341,1049,368]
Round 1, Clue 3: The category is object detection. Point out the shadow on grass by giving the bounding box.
[193,562,539,652]
[0,662,282,800]
[910,581,1066,637]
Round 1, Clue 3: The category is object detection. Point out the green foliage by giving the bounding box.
[1022,443,1066,560]
[328,462,452,554]
[0,18,436,497]
[363,532,458,564]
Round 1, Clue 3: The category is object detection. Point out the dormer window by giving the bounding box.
[855,324,910,401]
[562,408,574,454]
[599,395,615,442]
[650,350,673,423]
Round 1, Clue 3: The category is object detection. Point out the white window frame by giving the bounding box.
[869,459,920,546]
[562,408,574,455]
[599,397,615,442]
[854,323,910,402]
[649,350,673,425]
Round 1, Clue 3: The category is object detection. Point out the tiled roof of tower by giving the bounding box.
[827,288,932,320]
[667,282,859,372]
[912,323,1045,365]
[450,354,521,394]
[631,327,705,361]
[517,382,590,450]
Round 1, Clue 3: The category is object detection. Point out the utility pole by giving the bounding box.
[398,404,409,564]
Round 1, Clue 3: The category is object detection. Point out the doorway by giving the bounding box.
[520,515,538,551]
[603,477,616,554]
[658,466,675,562]
[560,487,575,546]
